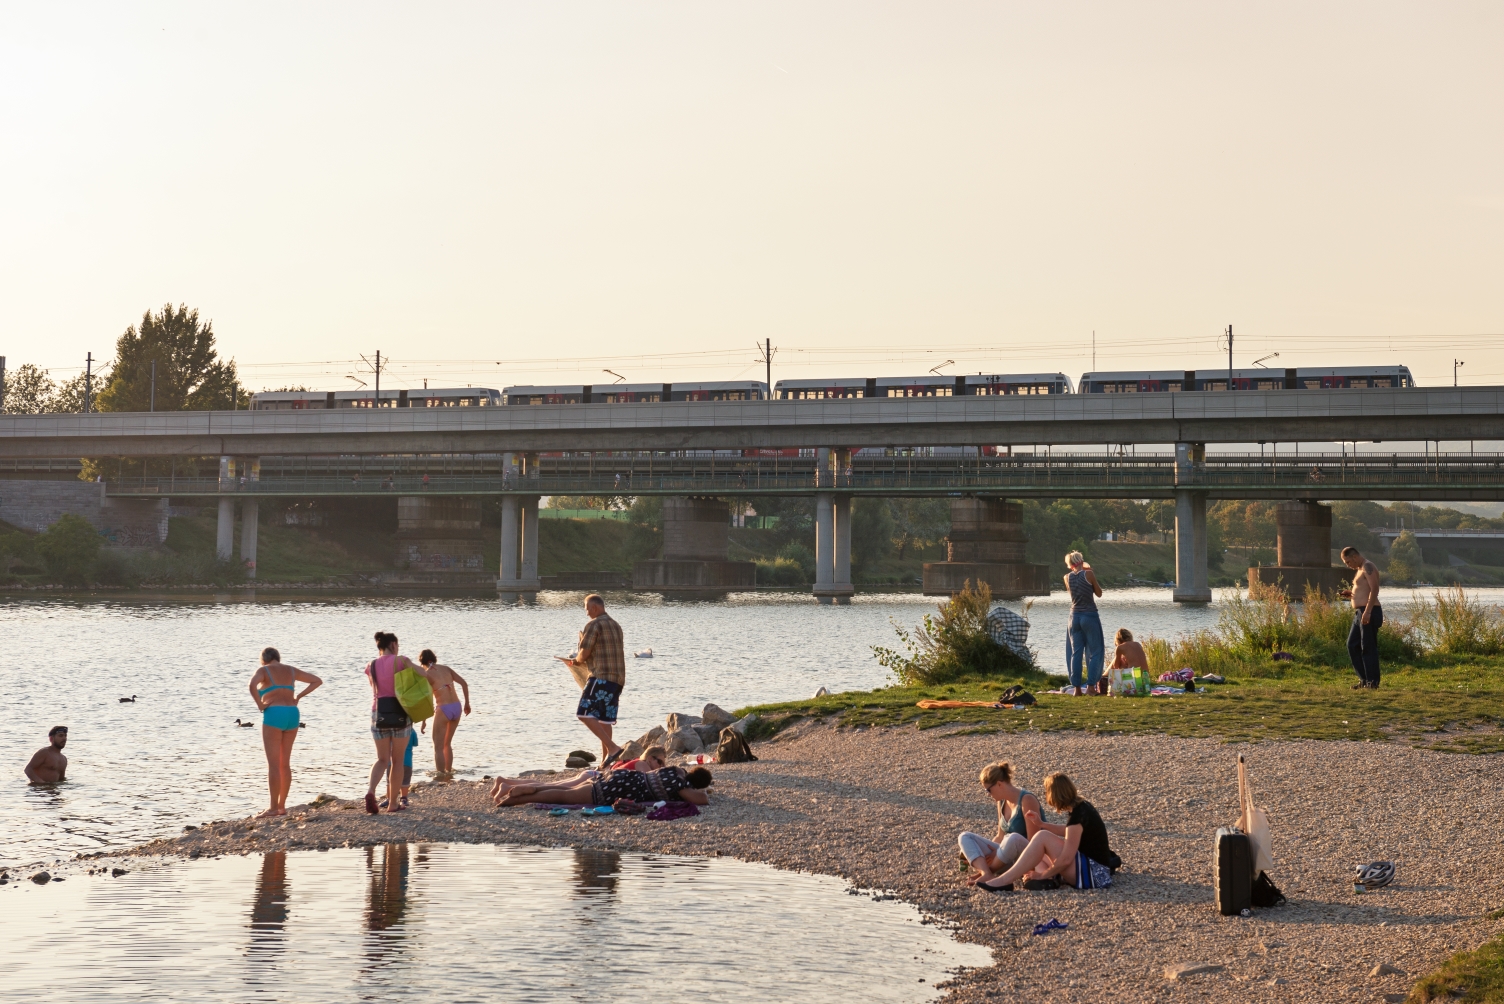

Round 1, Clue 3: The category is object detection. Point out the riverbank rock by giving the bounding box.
[731,713,758,737]
[665,713,701,732]
[700,703,735,729]
[667,726,703,754]
[692,723,722,747]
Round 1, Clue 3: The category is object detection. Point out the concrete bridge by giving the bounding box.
[4,385,1502,603]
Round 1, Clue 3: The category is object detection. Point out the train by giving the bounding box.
[247,366,1416,409]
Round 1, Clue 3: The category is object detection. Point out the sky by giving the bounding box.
[1,1,1500,393]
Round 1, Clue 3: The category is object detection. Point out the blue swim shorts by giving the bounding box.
[576,678,622,724]
[262,705,300,732]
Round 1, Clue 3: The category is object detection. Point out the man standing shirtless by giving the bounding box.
[25,726,68,783]
[1340,546,1383,689]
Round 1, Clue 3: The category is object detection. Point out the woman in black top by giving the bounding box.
[977,772,1118,891]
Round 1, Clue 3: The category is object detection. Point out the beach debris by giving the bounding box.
[813,686,829,698]
[1164,963,1223,981]
[548,807,569,817]
[1370,963,1405,977]
[30,871,51,885]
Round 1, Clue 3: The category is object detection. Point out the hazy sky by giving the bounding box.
[1,2,1500,392]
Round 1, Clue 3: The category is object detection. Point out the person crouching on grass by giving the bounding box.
[959,761,1042,886]
[975,772,1119,892]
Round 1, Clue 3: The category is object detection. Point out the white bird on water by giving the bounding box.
[634,648,653,658]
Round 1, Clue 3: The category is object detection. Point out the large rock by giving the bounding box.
[617,739,646,762]
[700,703,735,729]
[731,713,758,736]
[635,725,667,748]
[665,713,702,732]
[692,723,722,747]
[666,725,703,754]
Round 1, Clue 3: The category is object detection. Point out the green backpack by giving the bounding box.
[393,665,434,723]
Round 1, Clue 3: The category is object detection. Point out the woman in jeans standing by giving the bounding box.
[1063,551,1104,696]
[365,631,418,814]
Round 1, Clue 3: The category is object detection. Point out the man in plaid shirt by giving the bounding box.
[562,594,626,764]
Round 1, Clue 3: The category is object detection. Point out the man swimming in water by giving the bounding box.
[25,726,68,783]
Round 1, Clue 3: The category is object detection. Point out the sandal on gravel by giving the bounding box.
[365,792,379,815]
[1022,877,1060,891]
[975,880,1014,893]
[1031,919,1069,936]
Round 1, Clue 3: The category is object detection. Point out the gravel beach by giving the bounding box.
[101,723,1504,1003]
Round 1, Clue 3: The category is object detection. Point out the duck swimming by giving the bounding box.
[118,696,137,703]
[234,718,254,728]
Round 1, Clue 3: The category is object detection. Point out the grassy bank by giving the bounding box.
[1408,932,1504,1003]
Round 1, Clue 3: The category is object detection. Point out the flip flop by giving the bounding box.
[548,807,569,816]
[975,880,1014,893]
[364,792,379,815]
[600,749,626,770]
[1031,919,1069,936]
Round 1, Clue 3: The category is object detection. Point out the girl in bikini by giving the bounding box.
[247,647,322,818]
[417,649,470,776]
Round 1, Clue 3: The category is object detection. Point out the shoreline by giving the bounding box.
[69,721,1504,1003]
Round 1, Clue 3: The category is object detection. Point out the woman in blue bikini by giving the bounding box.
[248,647,323,817]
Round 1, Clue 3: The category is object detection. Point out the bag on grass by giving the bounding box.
[715,728,758,764]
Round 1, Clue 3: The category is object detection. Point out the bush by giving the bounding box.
[35,514,102,585]
[1409,586,1504,656]
[873,580,1036,686]
[755,557,807,586]
[778,542,815,577]
[1388,530,1422,582]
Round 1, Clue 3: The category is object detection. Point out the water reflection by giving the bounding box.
[571,847,621,896]
[247,851,290,963]
[363,843,411,974]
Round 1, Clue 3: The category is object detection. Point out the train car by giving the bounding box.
[504,382,769,405]
[250,388,501,410]
[775,373,1072,400]
[1078,366,1415,393]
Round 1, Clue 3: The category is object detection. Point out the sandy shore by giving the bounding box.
[106,722,1504,1003]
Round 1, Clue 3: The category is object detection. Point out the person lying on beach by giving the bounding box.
[488,747,667,803]
[975,772,1119,892]
[1105,628,1150,694]
[24,726,68,784]
[496,764,711,808]
[959,761,1041,885]
[417,649,470,776]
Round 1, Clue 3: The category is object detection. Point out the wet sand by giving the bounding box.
[103,722,1504,1003]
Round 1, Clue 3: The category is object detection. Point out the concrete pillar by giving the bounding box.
[814,491,835,601]
[833,493,853,603]
[240,500,259,579]
[632,497,756,597]
[922,498,1050,598]
[216,497,235,561]
[498,495,520,590]
[1173,490,1212,603]
[816,447,832,489]
[520,495,541,584]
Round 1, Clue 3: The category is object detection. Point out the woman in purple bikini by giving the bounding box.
[418,649,470,776]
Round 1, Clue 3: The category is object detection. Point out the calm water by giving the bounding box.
[5,585,1480,869]
[0,843,991,1002]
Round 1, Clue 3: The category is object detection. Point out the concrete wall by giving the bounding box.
[661,497,730,561]
[395,495,484,571]
[0,479,167,547]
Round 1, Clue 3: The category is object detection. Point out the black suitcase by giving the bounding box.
[1214,826,1253,916]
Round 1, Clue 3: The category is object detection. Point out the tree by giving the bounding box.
[891,498,950,559]
[850,498,895,573]
[95,304,244,413]
[35,514,101,586]
[0,363,101,414]
[1387,530,1422,583]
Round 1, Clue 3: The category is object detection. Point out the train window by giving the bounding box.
[1204,381,1227,392]
[1373,377,1392,388]
[1256,380,1279,391]
[1303,380,1321,389]
[1167,382,1182,392]
[1348,378,1367,389]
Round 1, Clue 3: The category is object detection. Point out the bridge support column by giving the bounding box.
[239,500,259,579]
[497,494,540,601]
[830,493,854,604]
[520,495,541,586]
[216,497,235,561]
[1173,490,1211,603]
[812,491,853,603]
[499,495,519,581]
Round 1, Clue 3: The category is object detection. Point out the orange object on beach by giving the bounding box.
[915,699,1009,710]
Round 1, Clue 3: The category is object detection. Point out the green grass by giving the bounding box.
[736,656,1504,753]
[537,518,659,574]
[1408,933,1504,1002]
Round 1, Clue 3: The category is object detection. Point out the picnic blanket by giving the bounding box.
[916,700,1010,710]
[987,605,1032,661]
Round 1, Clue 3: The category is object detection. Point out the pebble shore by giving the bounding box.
[104,722,1504,1003]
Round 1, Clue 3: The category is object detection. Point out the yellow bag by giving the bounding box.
[393,666,434,723]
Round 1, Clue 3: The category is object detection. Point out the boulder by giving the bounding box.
[1370,964,1405,978]
[30,871,50,885]
[665,713,702,732]
[666,725,703,754]
[564,756,593,769]
[617,739,646,763]
[700,703,735,729]
[731,713,758,736]
[693,723,722,747]
[635,725,667,748]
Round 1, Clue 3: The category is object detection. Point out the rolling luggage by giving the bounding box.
[1214,826,1253,915]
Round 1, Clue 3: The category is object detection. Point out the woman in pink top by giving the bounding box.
[365,631,420,814]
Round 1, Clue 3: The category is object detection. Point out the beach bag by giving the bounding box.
[1251,871,1286,908]
[715,728,758,764]
[374,696,409,731]
[393,665,434,723]
[1238,754,1274,874]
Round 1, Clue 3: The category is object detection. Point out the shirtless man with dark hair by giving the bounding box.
[25,726,68,783]
[1340,546,1383,689]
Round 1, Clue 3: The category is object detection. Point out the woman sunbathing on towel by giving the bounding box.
[975,772,1119,892]
[496,763,711,808]
[489,747,666,802]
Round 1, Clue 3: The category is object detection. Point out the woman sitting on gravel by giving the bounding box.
[959,761,1041,886]
[488,747,667,803]
[976,772,1119,892]
[496,764,712,808]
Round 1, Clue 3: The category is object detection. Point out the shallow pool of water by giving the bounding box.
[2,843,990,1003]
